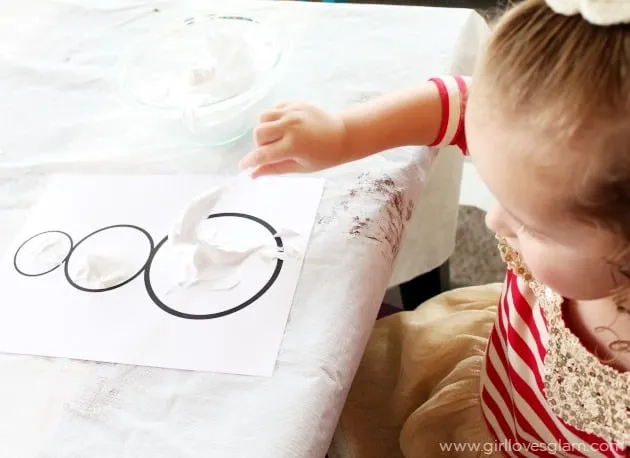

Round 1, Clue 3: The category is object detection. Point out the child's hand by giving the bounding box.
[238,102,347,178]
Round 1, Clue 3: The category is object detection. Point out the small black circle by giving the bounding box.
[144,212,284,320]
[13,230,74,277]
[64,224,154,293]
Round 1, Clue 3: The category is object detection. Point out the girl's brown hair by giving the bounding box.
[477,0,630,252]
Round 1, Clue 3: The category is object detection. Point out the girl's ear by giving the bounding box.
[609,243,630,278]
[607,244,630,312]
[618,247,630,280]
[611,262,630,314]
[613,289,629,314]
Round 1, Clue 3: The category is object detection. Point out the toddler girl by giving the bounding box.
[239,0,630,456]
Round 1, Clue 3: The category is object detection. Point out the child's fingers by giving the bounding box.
[259,109,283,123]
[254,119,286,146]
[239,138,291,170]
[250,160,300,178]
[238,152,257,170]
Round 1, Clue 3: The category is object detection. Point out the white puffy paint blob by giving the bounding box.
[69,252,135,289]
[65,226,153,291]
[14,231,72,276]
[166,181,301,292]
[148,215,285,317]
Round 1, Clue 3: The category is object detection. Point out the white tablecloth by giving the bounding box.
[0,1,487,456]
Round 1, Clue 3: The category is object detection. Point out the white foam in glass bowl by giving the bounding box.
[117,14,283,146]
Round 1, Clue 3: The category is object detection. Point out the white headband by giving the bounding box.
[546,0,630,25]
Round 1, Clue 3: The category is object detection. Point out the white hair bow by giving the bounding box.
[546,0,630,25]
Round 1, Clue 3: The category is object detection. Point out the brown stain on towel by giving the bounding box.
[346,173,415,261]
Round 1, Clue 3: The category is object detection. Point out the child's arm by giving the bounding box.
[339,82,443,160]
[239,77,468,177]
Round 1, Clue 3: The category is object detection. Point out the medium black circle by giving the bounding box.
[64,224,154,293]
[13,230,74,277]
[144,212,284,320]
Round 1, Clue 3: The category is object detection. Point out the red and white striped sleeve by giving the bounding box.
[427,75,471,155]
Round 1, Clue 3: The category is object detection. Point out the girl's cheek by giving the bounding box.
[526,256,558,285]
[485,203,516,238]
[520,243,585,297]
[516,240,551,280]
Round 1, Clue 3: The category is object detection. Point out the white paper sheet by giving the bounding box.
[0,174,324,376]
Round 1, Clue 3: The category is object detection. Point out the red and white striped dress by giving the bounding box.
[428,76,630,458]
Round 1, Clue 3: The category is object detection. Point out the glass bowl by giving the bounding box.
[117,14,283,146]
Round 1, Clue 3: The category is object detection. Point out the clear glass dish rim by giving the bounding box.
[116,14,283,113]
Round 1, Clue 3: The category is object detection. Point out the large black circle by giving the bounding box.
[13,230,74,277]
[144,212,284,320]
[64,224,155,293]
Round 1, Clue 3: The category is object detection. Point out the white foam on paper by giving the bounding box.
[18,232,70,274]
[167,177,300,292]
[31,235,68,268]
[68,250,135,289]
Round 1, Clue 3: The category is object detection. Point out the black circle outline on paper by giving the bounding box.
[13,230,74,277]
[144,212,284,320]
[63,224,155,293]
